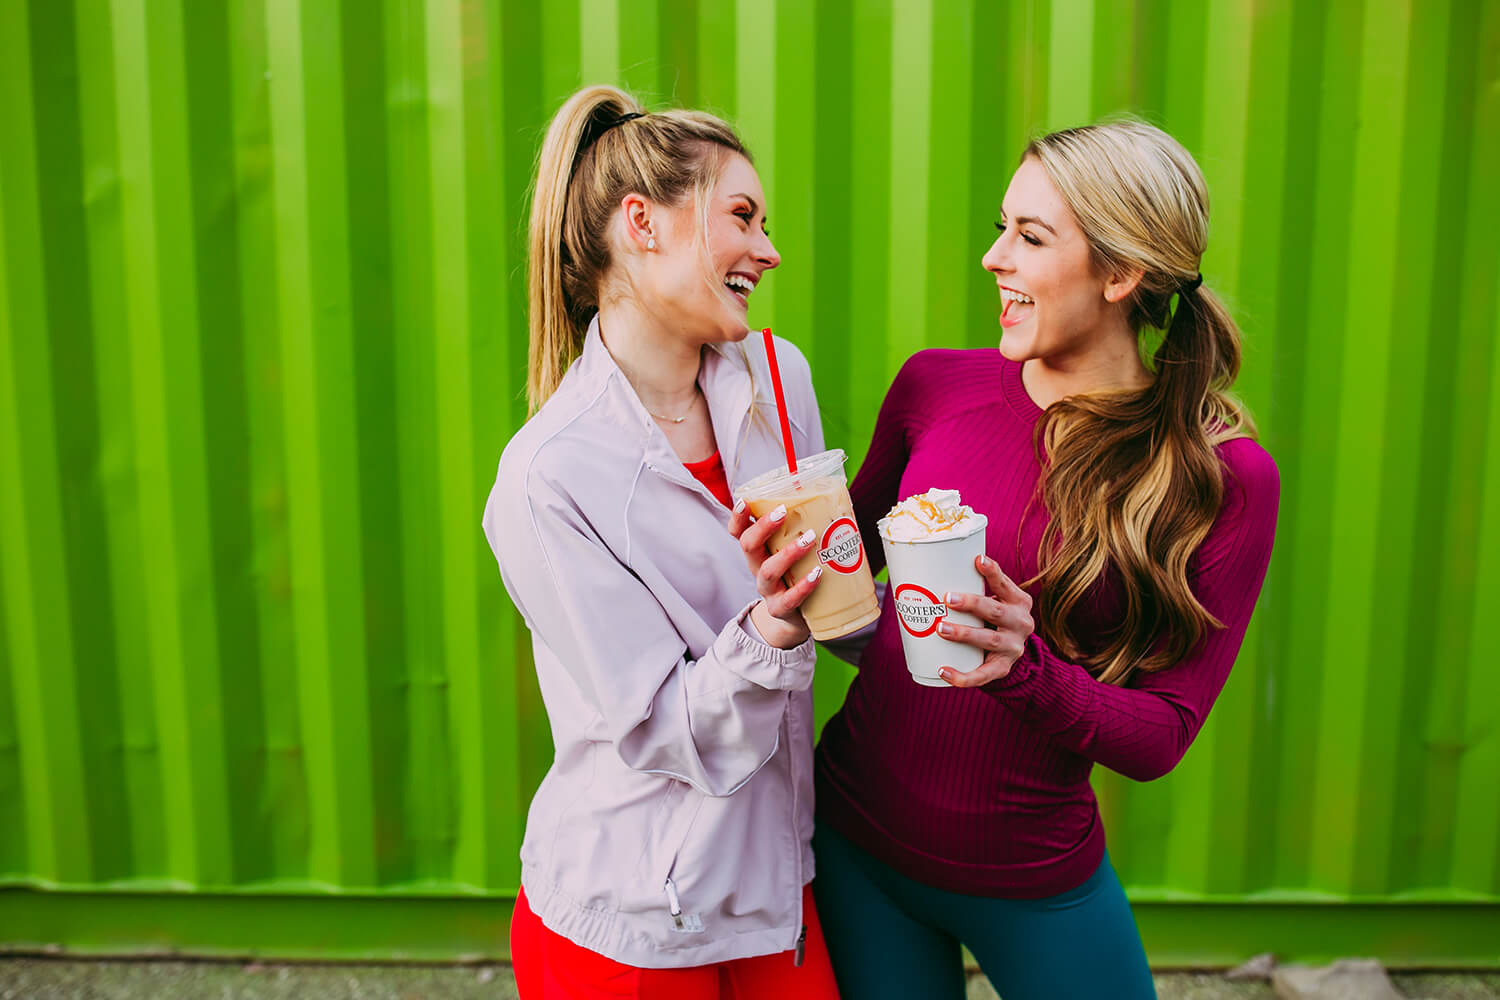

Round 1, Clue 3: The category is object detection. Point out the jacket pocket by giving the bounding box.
[655,789,707,933]
[633,781,701,885]
[655,789,705,884]
[645,785,708,905]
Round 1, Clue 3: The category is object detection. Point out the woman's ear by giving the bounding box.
[1103,266,1145,304]
[621,193,656,252]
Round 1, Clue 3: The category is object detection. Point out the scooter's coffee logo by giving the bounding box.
[894,584,947,638]
[818,517,865,574]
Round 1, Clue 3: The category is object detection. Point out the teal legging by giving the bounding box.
[811,824,1157,1000]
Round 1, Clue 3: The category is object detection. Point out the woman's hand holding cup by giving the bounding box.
[729,500,823,649]
[935,555,1034,687]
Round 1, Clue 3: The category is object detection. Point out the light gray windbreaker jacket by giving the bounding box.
[483,317,824,968]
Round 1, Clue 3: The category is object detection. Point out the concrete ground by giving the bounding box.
[1,959,1498,999]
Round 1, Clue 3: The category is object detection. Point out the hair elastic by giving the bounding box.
[602,111,644,130]
[1181,273,1204,293]
[586,111,644,149]
[572,111,646,180]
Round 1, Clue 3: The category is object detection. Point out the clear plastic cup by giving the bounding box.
[735,450,882,640]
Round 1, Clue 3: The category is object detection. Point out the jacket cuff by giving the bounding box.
[715,600,817,691]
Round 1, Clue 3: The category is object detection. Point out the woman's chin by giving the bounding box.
[673,309,750,346]
[713,306,753,341]
[997,335,1031,362]
[695,295,753,343]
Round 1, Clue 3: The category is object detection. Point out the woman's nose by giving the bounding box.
[981,235,1009,273]
[757,234,781,269]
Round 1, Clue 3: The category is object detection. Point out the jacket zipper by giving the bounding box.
[787,707,805,965]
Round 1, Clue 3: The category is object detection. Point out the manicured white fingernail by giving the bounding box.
[798,529,816,547]
[733,498,746,514]
[769,504,787,522]
[806,565,823,583]
[944,592,955,606]
[938,622,953,636]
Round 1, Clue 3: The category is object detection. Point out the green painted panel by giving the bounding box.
[1,0,1498,964]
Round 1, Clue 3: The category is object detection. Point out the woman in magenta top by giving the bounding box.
[812,120,1280,999]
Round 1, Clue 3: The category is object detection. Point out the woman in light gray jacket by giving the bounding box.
[483,85,844,999]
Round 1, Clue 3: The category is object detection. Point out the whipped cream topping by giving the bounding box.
[878,488,982,542]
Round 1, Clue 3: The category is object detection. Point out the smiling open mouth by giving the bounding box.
[1000,287,1033,326]
[725,273,755,304]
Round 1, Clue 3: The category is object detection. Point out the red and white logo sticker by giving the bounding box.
[893,583,947,638]
[818,517,865,574]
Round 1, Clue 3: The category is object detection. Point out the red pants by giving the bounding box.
[511,884,842,999]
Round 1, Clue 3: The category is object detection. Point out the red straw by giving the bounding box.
[761,328,798,474]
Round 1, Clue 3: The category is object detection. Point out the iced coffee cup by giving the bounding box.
[878,489,989,686]
[735,449,882,641]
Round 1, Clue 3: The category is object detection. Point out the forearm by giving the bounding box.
[983,635,1215,781]
[982,441,1279,780]
[615,603,814,794]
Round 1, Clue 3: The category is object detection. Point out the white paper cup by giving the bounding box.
[878,513,989,686]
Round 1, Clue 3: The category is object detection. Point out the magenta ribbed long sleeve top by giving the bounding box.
[814,349,1280,898]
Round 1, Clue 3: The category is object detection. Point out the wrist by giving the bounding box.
[749,601,810,650]
[983,647,1032,693]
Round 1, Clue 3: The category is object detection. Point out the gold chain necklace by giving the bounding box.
[647,387,701,424]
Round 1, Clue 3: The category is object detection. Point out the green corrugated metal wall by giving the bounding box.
[2,0,1498,966]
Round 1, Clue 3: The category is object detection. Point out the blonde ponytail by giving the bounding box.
[524,86,749,413]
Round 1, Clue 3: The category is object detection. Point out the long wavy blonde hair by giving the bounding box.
[1024,119,1256,686]
[526,85,749,413]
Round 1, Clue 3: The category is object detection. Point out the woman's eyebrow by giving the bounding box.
[730,194,761,215]
[1014,214,1057,236]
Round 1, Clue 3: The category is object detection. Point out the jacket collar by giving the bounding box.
[576,314,760,487]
